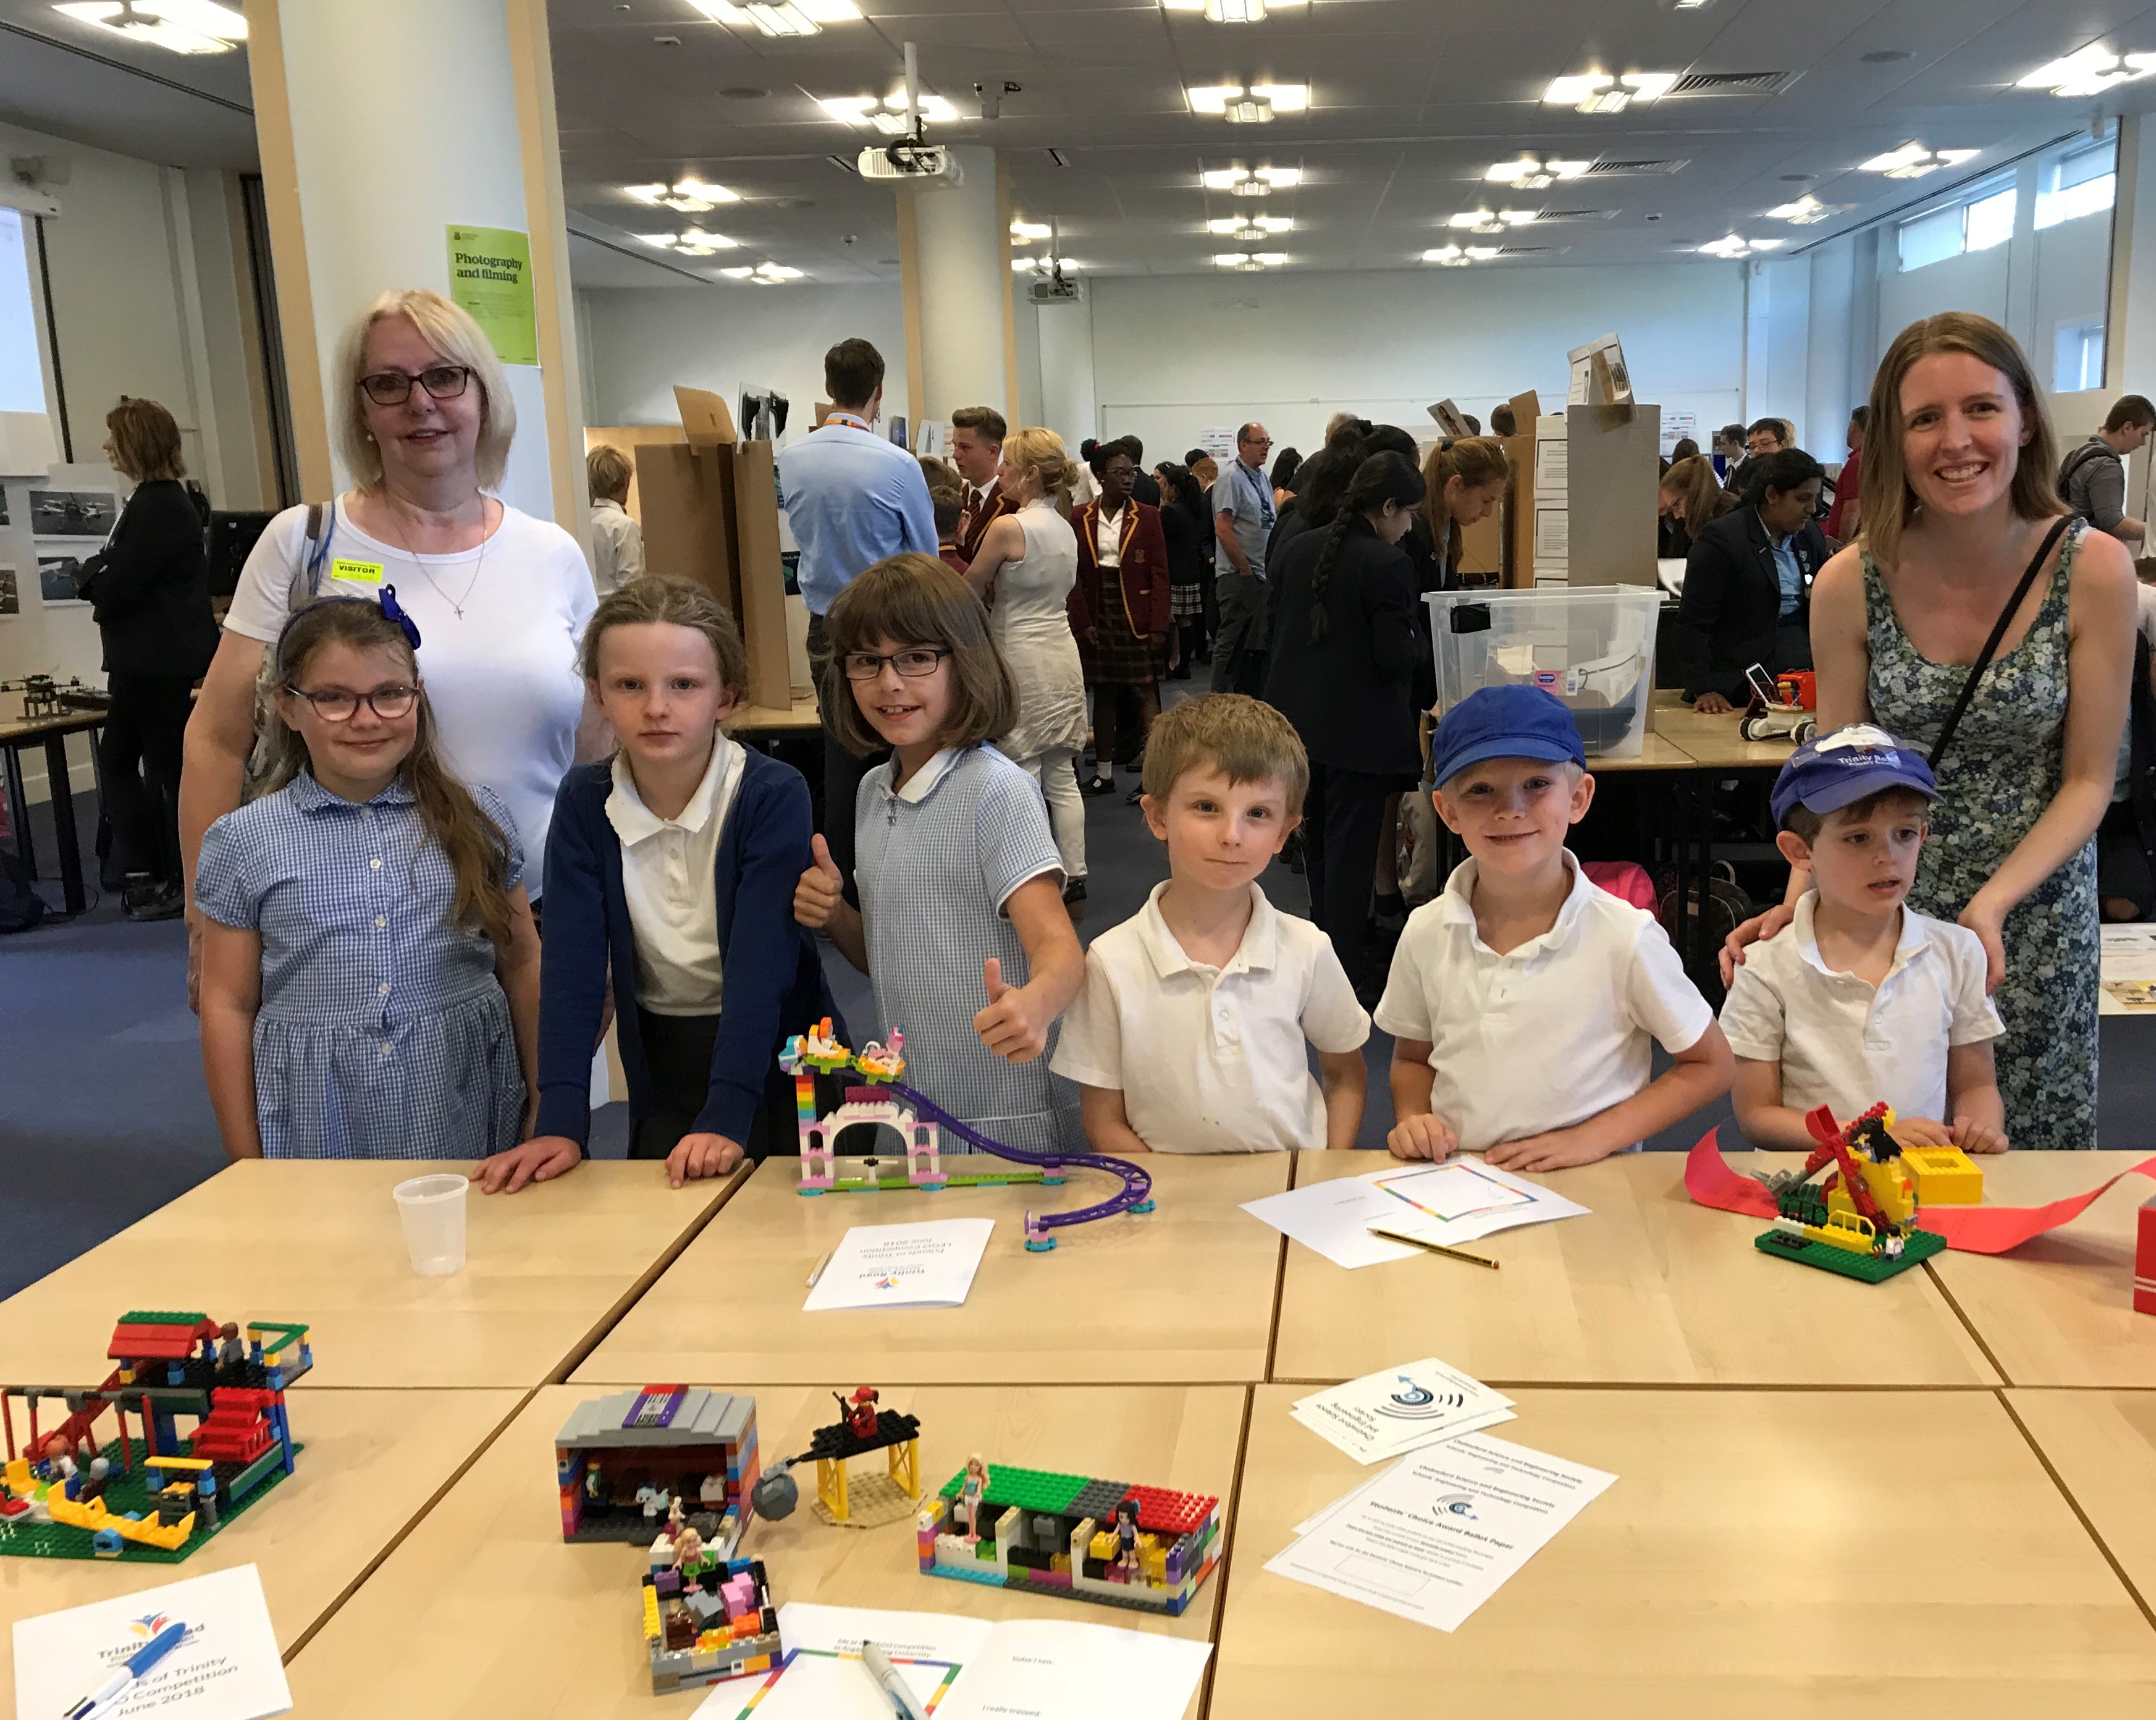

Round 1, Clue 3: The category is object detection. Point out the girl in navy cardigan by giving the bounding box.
[478,577,833,1194]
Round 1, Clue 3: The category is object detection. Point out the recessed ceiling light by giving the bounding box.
[1858,141,1979,179]
[643,229,739,256]
[1013,257,1088,273]
[720,261,804,283]
[1699,234,1784,258]
[1448,208,1538,234]
[53,1,245,54]
[2018,46,2156,98]
[1162,0,1306,15]
[1544,71,1677,114]
[1187,83,1309,122]
[1486,156,1590,190]
[1671,0,1716,9]
[626,179,740,213]
[1764,194,1853,225]
[820,91,961,133]
[689,0,861,35]
[1423,244,1502,265]
[1213,250,1286,269]
[1010,221,1053,242]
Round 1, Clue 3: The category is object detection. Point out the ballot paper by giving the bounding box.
[1241,1159,1590,1270]
[699,1602,1213,1720]
[1290,1357,1515,1465]
[801,1217,994,1311]
[1266,1434,1615,1633]
[12,1564,292,1720]
[2100,924,2156,1013]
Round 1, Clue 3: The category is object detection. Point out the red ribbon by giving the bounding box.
[1683,1129,2156,1255]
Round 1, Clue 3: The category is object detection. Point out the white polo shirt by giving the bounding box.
[1050,882,1370,1153]
[1374,853,1714,1155]
[1718,893,2003,1123]
[605,735,744,1016]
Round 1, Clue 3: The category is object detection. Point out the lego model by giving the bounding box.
[1751,1103,1980,1283]
[0,1312,311,1563]
[555,1387,757,1558]
[754,1390,924,1529]
[2136,1197,2156,1317]
[917,1461,1221,1617]
[640,1537,780,1696]
[780,1020,1155,1250]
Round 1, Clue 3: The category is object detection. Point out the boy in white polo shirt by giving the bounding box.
[1720,725,2008,1152]
[1381,685,1732,1172]
[1051,694,1370,1152]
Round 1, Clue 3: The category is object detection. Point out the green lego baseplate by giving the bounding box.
[937,1463,1091,1517]
[1754,1225,1945,1283]
[0,1435,303,1564]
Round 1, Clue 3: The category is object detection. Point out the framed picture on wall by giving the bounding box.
[37,550,91,606]
[28,489,117,538]
[0,565,17,617]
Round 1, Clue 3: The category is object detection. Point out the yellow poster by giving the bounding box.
[445,224,536,366]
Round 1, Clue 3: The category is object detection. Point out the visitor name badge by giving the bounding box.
[331,558,384,586]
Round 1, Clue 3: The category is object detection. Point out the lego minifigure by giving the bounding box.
[667,1493,686,1536]
[637,1482,670,1522]
[672,1525,705,1578]
[1111,1498,1142,1582]
[216,1322,246,1378]
[843,1386,882,1441]
[959,1454,990,1543]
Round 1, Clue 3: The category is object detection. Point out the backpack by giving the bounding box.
[2055,441,2120,524]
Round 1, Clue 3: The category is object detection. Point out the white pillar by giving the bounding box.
[898,146,1014,434]
[247,0,583,533]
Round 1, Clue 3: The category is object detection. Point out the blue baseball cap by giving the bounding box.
[1430,685,1586,786]
[1771,723,1938,825]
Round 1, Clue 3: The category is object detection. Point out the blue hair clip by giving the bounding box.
[379,584,423,651]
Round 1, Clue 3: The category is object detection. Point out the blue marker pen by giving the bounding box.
[63,1621,185,1720]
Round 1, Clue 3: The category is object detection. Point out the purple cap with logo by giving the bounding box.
[1771,723,1938,825]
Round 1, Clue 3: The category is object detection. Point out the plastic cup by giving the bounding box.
[392,1173,469,1276]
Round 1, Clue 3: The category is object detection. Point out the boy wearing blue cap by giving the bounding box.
[1720,724,2008,1152]
[1379,685,1732,1171]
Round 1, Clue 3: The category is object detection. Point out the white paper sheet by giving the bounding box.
[1290,1357,1516,1465]
[801,1216,994,1311]
[12,1564,292,1720]
[1240,1160,1589,1270]
[1266,1433,1615,1633]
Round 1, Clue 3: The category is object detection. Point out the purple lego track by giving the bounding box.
[885,1081,1152,1241]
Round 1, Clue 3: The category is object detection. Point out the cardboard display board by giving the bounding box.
[635,442,739,613]
[583,425,686,522]
[1562,402,1661,589]
[675,386,738,446]
[1500,390,1540,589]
[728,441,797,707]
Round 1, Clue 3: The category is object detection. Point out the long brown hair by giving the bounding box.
[1859,312,2065,567]
[1421,436,1510,570]
[107,397,187,483]
[261,600,516,947]
[1659,455,1731,537]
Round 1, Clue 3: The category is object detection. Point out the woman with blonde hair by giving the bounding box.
[180,287,596,1003]
[1420,437,1510,588]
[1724,311,2137,1150]
[961,426,1090,904]
[1657,453,1731,559]
[76,396,219,919]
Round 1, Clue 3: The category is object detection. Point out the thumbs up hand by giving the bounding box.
[794,833,844,929]
[973,955,1048,1063]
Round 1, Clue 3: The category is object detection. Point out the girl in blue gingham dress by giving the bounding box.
[793,554,1086,1153]
[195,595,542,1159]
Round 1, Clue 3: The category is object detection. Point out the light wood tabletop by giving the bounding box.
[730,693,819,734]
[1210,1385,2156,1718]
[1650,693,1800,770]
[574,1154,1291,1387]
[2007,1388,2156,1618]
[0,1161,747,1389]
[0,1388,518,1698]
[1271,1149,2000,1387]
[282,1383,1239,1719]
[1926,1151,2156,1387]
[1577,727,1697,773]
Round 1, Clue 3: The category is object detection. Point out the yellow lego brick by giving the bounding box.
[1087,1530,1117,1562]
[1901,1144,1983,1205]
[1143,1546,1168,1584]
[642,1585,662,1642]
[1050,1553,1070,1572]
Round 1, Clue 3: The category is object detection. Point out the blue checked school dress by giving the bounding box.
[195,772,527,1158]
[853,743,1083,1155]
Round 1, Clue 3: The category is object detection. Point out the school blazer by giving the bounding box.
[1668,506,1830,705]
[1261,517,1423,777]
[533,748,840,1153]
[957,486,1014,564]
[1067,499,1173,639]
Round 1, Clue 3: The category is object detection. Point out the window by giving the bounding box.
[1964,187,2016,251]
[2037,139,2116,230]
[1896,178,2018,271]
[2055,319,2105,392]
[1897,204,1964,272]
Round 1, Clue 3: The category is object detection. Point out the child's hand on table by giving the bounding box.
[1484,1129,1607,1173]
[1386,1113,1459,1161]
[1952,1116,2010,1155]
[667,1132,744,1187]
[476,1136,582,1194]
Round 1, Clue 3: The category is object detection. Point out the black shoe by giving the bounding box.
[125,880,185,922]
[1080,774,1116,797]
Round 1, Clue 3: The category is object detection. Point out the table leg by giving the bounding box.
[44,731,85,914]
[2,741,32,880]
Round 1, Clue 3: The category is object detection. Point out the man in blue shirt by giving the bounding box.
[776,338,938,888]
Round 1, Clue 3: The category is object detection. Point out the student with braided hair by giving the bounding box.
[1263,452,1428,997]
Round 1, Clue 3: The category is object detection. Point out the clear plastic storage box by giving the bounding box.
[1425,586,1663,759]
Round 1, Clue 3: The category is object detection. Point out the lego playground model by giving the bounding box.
[780,1020,1154,1250]
[556,1387,758,1557]
[1,1313,311,1562]
[639,1533,780,1696]
[1752,1103,1982,1284]
[917,1461,1221,1617]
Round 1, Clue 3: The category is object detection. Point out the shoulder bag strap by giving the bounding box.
[1926,515,2074,777]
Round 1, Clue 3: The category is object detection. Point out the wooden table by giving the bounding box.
[731,693,819,736]
[574,1155,1291,1387]
[0,693,106,914]
[281,1383,1239,1719]
[0,1388,518,1697]
[1271,1151,1998,1387]
[1651,692,1801,770]
[1210,1385,2156,1718]
[1926,1151,2156,1387]
[2008,1388,2156,1616]
[0,1161,747,1389]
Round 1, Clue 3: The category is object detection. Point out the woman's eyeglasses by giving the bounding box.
[840,647,950,682]
[285,685,420,722]
[356,366,473,407]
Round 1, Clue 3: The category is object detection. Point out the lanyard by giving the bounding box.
[1239,460,1276,531]
[825,411,872,432]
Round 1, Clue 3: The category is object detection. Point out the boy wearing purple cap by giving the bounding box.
[1379,686,1732,1171]
[1720,724,2008,1153]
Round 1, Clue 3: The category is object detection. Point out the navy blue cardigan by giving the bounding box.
[533,748,838,1152]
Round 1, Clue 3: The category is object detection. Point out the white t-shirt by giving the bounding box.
[1374,853,1715,1155]
[606,735,744,1015]
[589,497,644,595]
[1051,882,1370,1152]
[1718,894,2003,1125]
[224,498,597,899]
